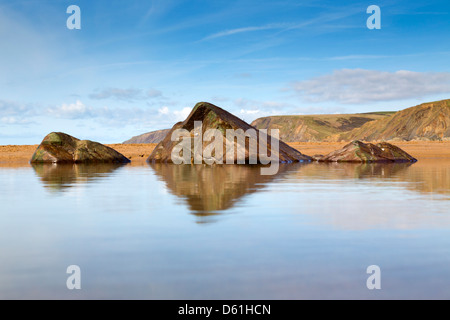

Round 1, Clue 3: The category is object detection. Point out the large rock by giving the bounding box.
[30,132,131,164]
[147,102,312,163]
[317,140,417,162]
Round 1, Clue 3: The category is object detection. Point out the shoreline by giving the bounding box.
[1,141,450,167]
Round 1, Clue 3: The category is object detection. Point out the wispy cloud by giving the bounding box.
[210,96,230,103]
[138,0,181,25]
[89,88,142,101]
[1,97,180,129]
[327,55,391,61]
[0,116,34,125]
[147,88,163,98]
[291,69,450,104]
[89,87,163,101]
[271,6,362,38]
[0,100,37,121]
[201,23,289,41]
[232,98,299,120]
[200,5,360,43]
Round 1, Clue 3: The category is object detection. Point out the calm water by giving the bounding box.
[1,160,450,299]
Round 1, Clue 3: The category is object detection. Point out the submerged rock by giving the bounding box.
[317,140,417,163]
[30,132,130,164]
[147,102,312,163]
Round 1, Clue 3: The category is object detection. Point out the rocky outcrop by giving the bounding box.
[30,132,130,163]
[147,102,312,163]
[123,129,170,144]
[316,140,417,163]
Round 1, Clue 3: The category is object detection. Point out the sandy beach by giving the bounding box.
[1,141,449,167]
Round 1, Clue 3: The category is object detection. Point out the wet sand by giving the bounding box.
[1,141,449,167]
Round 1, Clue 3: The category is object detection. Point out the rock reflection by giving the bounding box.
[280,161,450,230]
[294,161,450,197]
[32,163,126,193]
[150,163,304,221]
[298,162,413,179]
[397,160,450,196]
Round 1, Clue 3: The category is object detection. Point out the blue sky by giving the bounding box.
[1,0,450,144]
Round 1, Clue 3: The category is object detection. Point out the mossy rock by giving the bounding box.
[147,102,312,164]
[318,140,417,163]
[31,132,130,164]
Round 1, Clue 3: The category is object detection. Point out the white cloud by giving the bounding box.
[292,69,450,104]
[158,106,169,114]
[46,100,92,119]
[240,109,260,115]
[173,107,192,121]
[148,105,195,123]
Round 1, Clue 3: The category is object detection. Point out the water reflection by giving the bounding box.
[294,162,413,181]
[5,160,449,299]
[397,160,450,196]
[310,162,411,178]
[280,161,450,230]
[31,160,450,219]
[31,163,126,193]
[294,161,450,197]
[149,163,304,221]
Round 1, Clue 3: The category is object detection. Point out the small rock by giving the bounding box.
[318,140,417,163]
[30,132,131,164]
